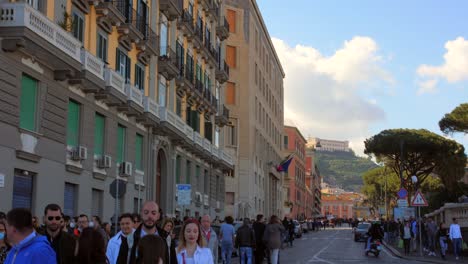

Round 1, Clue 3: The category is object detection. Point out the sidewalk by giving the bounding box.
[383,240,462,264]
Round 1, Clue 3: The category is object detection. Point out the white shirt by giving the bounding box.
[177,246,214,264]
[106,230,135,264]
[449,223,462,240]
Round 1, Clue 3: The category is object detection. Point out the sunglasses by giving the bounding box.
[48,216,62,221]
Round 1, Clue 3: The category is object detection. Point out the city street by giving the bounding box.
[235,227,427,264]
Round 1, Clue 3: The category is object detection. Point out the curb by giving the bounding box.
[382,241,458,264]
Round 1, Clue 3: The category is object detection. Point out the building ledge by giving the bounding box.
[134,184,145,191]
[93,171,107,180]
[66,164,83,174]
[16,150,41,163]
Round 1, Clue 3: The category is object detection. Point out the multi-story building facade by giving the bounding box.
[282,126,306,220]
[321,193,362,219]
[309,137,350,152]
[0,0,234,222]
[306,147,322,218]
[223,0,285,219]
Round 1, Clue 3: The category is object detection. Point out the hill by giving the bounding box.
[315,150,377,192]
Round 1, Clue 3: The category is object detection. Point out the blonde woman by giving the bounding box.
[176,218,213,264]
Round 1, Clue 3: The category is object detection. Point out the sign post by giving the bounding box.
[177,184,191,217]
[411,190,428,257]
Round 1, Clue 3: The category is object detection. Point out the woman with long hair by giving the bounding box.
[76,227,108,264]
[263,215,285,264]
[137,235,167,264]
[162,218,177,264]
[176,218,213,264]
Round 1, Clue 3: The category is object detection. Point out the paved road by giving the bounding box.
[235,227,427,264]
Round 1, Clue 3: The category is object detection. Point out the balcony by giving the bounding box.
[205,1,219,22]
[137,96,160,126]
[175,63,195,98]
[95,0,127,34]
[194,132,204,150]
[137,26,159,64]
[221,150,234,168]
[158,46,179,80]
[95,68,127,105]
[215,105,229,127]
[158,107,186,142]
[202,39,218,69]
[216,17,230,41]
[69,49,105,93]
[177,10,194,39]
[192,22,204,51]
[0,3,82,80]
[215,60,229,83]
[118,83,144,115]
[117,5,147,46]
[203,138,212,154]
[160,0,183,21]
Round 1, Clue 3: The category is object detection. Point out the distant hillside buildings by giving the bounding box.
[308,138,350,152]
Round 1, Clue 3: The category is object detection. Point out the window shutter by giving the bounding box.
[126,57,131,83]
[94,114,105,156]
[117,125,126,163]
[20,75,37,131]
[67,101,80,147]
[12,173,33,209]
[64,183,76,217]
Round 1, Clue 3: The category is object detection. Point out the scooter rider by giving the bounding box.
[365,223,384,253]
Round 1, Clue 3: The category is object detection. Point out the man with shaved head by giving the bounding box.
[201,214,219,263]
[128,201,170,263]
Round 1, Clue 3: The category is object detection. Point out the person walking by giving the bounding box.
[201,215,219,264]
[252,214,266,264]
[161,218,177,264]
[425,218,437,256]
[400,221,413,255]
[76,227,108,264]
[106,213,135,264]
[0,220,11,264]
[263,215,285,264]
[437,223,449,260]
[3,208,56,264]
[287,219,295,247]
[43,204,77,264]
[235,218,256,264]
[128,201,169,264]
[137,235,167,264]
[176,218,214,264]
[449,218,463,260]
[219,216,235,264]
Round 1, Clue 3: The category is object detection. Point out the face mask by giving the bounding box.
[0,232,4,240]
[69,222,76,228]
[88,221,95,228]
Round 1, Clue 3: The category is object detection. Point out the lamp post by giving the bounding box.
[411,175,422,257]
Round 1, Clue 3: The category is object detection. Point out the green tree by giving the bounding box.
[364,129,466,199]
[361,167,400,210]
[439,103,468,134]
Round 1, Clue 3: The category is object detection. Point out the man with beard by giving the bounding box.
[128,201,170,264]
[43,204,76,264]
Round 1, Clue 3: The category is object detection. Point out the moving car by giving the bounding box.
[354,222,371,242]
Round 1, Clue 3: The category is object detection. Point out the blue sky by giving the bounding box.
[257,0,468,155]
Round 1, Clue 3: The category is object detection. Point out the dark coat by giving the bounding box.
[235,225,256,248]
[45,231,77,264]
[128,224,170,264]
[252,222,266,249]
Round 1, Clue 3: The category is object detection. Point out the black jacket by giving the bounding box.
[128,224,170,264]
[252,222,266,249]
[45,231,77,264]
[235,225,256,248]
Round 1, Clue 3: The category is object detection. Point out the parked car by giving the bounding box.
[293,220,303,238]
[354,222,371,242]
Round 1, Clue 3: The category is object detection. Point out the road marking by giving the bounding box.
[381,246,400,260]
[307,230,339,264]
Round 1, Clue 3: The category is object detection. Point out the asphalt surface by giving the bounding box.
[234,227,428,264]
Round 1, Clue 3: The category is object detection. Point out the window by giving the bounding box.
[283,136,289,150]
[12,170,33,209]
[94,113,105,156]
[158,79,166,107]
[226,123,237,146]
[159,20,168,55]
[135,134,143,171]
[92,189,103,218]
[186,160,191,184]
[226,192,235,205]
[116,49,131,83]
[67,100,81,147]
[64,183,77,217]
[225,82,235,104]
[175,155,181,184]
[20,75,38,131]
[97,33,108,62]
[117,125,126,163]
[226,46,236,68]
[176,97,182,117]
[72,10,84,42]
[204,169,209,194]
[135,64,145,90]
[216,175,220,200]
[226,9,236,33]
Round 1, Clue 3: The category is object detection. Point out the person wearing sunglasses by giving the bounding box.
[43,204,77,264]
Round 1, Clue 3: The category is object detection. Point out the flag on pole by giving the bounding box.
[276,154,294,172]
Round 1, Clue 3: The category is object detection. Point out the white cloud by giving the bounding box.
[416,37,468,94]
[417,79,438,95]
[272,36,392,156]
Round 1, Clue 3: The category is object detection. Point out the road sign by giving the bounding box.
[411,190,428,206]
[110,179,127,199]
[397,199,408,207]
[397,188,408,199]
[176,184,191,206]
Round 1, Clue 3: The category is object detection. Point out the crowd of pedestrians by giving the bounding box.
[0,202,309,264]
[381,217,464,260]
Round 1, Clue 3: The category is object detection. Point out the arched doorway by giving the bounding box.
[156,149,167,206]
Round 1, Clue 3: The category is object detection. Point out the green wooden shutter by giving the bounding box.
[66,100,80,147]
[135,134,143,170]
[186,161,191,184]
[94,113,105,156]
[19,75,37,131]
[117,125,126,163]
[116,49,121,72]
[175,155,181,184]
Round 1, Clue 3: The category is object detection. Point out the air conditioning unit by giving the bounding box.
[97,155,112,169]
[119,162,133,176]
[195,192,203,203]
[71,146,87,161]
[216,201,220,209]
[204,194,209,206]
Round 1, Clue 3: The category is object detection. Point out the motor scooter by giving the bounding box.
[365,239,382,257]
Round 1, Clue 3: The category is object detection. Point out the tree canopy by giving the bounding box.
[364,129,466,195]
[439,103,468,134]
